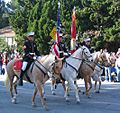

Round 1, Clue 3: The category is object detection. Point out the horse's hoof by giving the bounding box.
[78,90,81,92]
[67,94,70,96]
[66,99,70,102]
[52,92,56,95]
[32,103,36,107]
[76,101,80,104]
[95,90,100,93]
[44,106,49,111]
[88,95,91,99]
[43,97,47,101]
[12,98,16,104]
[55,85,57,89]
[82,92,85,95]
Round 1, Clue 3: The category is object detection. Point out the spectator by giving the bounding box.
[116,48,120,58]
[2,50,9,75]
[0,52,2,75]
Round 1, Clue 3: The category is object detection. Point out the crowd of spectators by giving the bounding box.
[0,48,21,75]
[105,48,120,82]
[0,46,120,83]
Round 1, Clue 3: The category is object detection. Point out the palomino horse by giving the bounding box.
[57,46,93,103]
[78,50,110,97]
[91,50,110,93]
[5,53,63,110]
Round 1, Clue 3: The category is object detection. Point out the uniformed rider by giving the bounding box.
[18,32,40,86]
[82,37,93,53]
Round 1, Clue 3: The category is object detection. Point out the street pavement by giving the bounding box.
[0,75,120,113]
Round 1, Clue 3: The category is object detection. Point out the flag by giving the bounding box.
[52,42,59,57]
[50,26,56,40]
[56,0,61,43]
[71,7,76,39]
[70,7,76,51]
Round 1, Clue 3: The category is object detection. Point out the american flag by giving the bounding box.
[51,1,61,58]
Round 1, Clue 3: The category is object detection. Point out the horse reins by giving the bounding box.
[31,59,61,78]
[64,47,93,74]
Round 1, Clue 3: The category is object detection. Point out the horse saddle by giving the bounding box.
[13,59,22,71]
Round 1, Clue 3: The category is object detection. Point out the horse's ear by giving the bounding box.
[100,49,103,53]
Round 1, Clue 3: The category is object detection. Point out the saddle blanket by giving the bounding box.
[13,60,22,71]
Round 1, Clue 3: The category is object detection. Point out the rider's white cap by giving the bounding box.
[84,37,91,42]
[27,32,35,37]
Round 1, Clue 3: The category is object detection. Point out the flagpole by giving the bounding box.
[56,0,61,44]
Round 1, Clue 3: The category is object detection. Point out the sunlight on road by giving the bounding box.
[0,75,6,81]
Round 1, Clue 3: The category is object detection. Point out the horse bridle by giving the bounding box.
[81,47,93,61]
[33,58,62,78]
[64,47,92,73]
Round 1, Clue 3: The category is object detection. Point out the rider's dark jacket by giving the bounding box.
[23,40,40,62]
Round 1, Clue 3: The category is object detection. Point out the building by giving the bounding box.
[0,26,16,47]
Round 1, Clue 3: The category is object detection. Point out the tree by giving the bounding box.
[0,0,9,28]
[0,38,8,52]
[9,0,120,53]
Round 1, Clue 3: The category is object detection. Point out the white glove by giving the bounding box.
[33,56,37,60]
[29,53,35,55]
[64,52,68,56]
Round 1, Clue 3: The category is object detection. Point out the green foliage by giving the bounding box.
[0,0,10,28]
[8,0,120,53]
[0,38,8,52]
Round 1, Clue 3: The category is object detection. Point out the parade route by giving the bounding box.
[0,75,120,113]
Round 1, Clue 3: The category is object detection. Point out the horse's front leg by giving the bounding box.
[61,80,66,93]
[36,81,47,110]
[94,81,97,93]
[84,77,90,98]
[74,84,80,103]
[88,76,92,92]
[51,78,56,95]
[94,77,101,93]
[64,82,69,102]
[32,87,38,107]
[42,84,46,100]
[98,81,101,93]
[74,80,81,92]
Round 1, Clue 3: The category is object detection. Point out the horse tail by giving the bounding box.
[4,74,10,90]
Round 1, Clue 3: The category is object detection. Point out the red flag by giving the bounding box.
[71,9,76,39]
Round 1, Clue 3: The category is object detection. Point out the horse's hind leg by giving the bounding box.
[13,76,19,95]
[12,76,19,103]
[32,87,38,107]
[9,76,17,103]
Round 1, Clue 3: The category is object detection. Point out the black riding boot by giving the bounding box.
[18,70,25,86]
